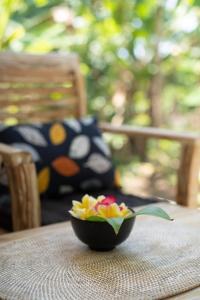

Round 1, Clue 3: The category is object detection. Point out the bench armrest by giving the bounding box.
[0,143,32,166]
[99,123,200,143]
[100,123,200,208]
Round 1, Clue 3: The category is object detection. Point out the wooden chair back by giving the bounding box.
[0,52,86,123]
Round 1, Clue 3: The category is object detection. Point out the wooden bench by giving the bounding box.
[0,52,200,232]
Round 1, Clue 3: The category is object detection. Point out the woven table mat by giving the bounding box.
[0,203,200,300]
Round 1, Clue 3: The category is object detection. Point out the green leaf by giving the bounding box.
[134,206,173,221]
[86,216,106,222]
[86,216,125,234]
[126,212,135,219]
[106,217,124,235]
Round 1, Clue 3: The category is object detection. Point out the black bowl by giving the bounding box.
[70,210,135,251]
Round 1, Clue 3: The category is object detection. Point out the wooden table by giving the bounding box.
[0,203,200,300]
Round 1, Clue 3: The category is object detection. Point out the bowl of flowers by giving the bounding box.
[69,194,173,251]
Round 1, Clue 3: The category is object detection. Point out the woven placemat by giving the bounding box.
[0,203,200,300]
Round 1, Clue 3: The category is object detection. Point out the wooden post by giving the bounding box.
[2,149,41,231]
[176,140,200,207]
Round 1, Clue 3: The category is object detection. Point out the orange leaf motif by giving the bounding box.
[49,123,67,145]
[38,167,50,194]
[52,156,80,176]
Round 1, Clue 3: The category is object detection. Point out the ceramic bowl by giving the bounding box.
[70,210,135,251]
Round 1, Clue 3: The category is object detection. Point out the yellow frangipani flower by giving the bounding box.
[97,203,122,218]
[69,194,97,220]
[96,203,131,219]
[69,207,96,220]
[81,194,97,208]
[119,203,132,218]
[69,194,132,220]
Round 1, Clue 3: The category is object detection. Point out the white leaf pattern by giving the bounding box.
[85,153,112,173]
[59,185,74,194]
[0,124,7,132]
[81,116,94,126]
[33,123,43,128]
[12,143,41,162]
[69,135,90,159]
[16,126,47,146]
[64,119,81,132]
[80,179,102,190]
[93,137,111,157]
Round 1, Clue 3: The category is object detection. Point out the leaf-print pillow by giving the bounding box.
[0,117,116,198]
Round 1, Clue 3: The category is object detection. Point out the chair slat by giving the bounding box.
[0,53,78,83]
[0,98,77,108]
[0,109,76,122]
[0,52,87,122]
[0,87,75,98]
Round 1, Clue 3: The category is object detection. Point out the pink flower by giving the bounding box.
[95,195,116,210]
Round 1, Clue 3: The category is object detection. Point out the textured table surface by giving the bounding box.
[0,203,200,300]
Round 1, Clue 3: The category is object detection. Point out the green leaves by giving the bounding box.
[87,216,105,222]
[86,216,124,234]
[86,206,173,235]
[106,217,124,235]
[134,206,173,221]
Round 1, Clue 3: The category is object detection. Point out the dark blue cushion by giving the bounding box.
[0,117,116,197]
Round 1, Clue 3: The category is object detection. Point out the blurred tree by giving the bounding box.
[0,0,200,199]
[1,0,200,130]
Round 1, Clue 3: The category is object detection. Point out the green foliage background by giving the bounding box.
[0,0,200,200]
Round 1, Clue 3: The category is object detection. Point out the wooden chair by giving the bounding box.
[0,52,200,232]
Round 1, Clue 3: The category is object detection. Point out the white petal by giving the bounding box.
[93,136,111,157]
[69,135,90,159]
[81,116,94,126]
[59,185,74,194]
[64,119,81,132]
[16,126,47,147]
[11,143,41,162]
[85,153,112,173]
[80,179,102,190]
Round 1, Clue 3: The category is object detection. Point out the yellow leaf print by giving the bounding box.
[38,167,50,194]
[114,169,121,188]
[49,123,66,145]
